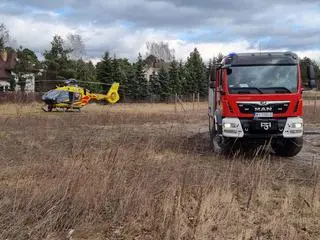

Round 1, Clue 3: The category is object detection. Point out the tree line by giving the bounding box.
[0,22,319,101]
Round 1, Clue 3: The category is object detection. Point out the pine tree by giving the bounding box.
[157,66,170,101]
[134,53,148,100]
[96,51,113,91]
[216,52,224,64]
[168,59,180,95]
[117,58,133,99]
[184,48,207,97]
[178,60,186,96]
[87,61,96,81]
[125,65,136,99]
[199,61,208,96]
[111,55,122,85]
[43,35,73,80]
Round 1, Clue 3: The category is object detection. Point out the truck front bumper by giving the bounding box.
[222,117,303,138]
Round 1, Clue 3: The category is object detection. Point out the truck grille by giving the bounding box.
[237,101,290,114]
[240,118,287,135]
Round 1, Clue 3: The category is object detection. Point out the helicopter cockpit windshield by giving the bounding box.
[42,90,81,103]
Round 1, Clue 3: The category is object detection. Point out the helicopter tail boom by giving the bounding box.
[89,82,120,104]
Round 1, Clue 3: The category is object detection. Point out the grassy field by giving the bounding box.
[0,102,319,239]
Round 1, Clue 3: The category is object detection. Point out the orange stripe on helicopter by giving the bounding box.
[81,95,90,105]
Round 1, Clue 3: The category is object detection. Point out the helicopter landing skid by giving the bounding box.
[41,105,52,112]
[65,108,81,112]
[41,105,81,112]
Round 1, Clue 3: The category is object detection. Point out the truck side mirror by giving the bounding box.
[307,65,317,89]
[209,66,216,89]
[309,80,316,89]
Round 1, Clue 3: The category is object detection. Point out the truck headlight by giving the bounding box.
[221,118,244,138]
[291,123,302,128]
[223,122,237,128]
[283,117,303,138]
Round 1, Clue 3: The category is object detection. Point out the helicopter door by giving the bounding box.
[68,92,74,103]
[56,91,72,103]
[74,92,81,101]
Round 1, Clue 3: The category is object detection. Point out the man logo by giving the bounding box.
[261,122,271,130]
[254,107,273,112]
[260,101,268,106]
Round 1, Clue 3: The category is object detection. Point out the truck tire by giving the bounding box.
[271,137,303,157]
[219,136,238,155]
[209,117,238,155]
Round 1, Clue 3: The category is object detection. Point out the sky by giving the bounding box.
[1,0,320,63]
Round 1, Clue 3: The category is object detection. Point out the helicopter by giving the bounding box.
[41,79,120,112]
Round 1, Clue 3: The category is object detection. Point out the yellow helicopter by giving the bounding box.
[41,79,120,112]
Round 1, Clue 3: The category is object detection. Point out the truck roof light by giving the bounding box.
[225,53,237,64]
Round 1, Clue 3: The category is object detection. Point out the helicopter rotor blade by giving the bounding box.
[34,79,114,86]
[73,80,112,86]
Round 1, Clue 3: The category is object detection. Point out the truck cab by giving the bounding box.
[208,51,316,157]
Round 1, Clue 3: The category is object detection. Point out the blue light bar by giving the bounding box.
[228,52,237,57]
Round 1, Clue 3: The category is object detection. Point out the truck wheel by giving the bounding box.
[271,137,303,157]
[209,117,237,155]
[219,137,238,155]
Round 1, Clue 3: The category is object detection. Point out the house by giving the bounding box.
[0,49,17,82]
[0,49,40,92]
[143,54,170,81]
[12,72,36,92]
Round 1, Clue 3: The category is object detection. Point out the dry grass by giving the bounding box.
[0,103,319,239]
[304,102,320,124]
[303,90,320,100]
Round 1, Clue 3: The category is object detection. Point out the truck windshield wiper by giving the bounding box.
[230,87,264,94]
[263,87,292,93]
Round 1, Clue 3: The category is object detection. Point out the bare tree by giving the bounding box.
[64,33,86,60]
[145,41,175,62]
[0,23,10,50]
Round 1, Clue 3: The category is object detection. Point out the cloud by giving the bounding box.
[1,0,320,63]
[0,10,180,61]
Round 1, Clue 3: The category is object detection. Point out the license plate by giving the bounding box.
[254,112,273,118]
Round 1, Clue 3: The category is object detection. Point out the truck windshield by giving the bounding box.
[227,65,298,94]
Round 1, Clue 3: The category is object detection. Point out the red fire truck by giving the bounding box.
[208,51,316,157]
